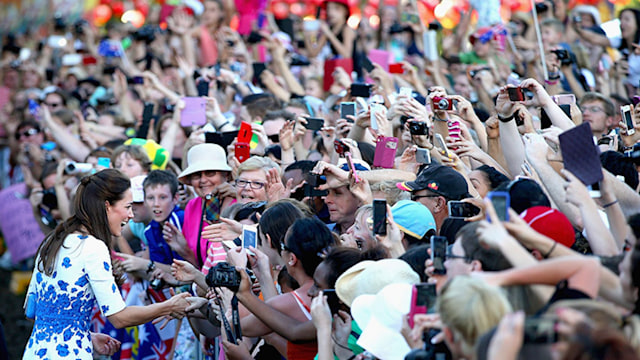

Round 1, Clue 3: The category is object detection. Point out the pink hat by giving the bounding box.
[521,206,575,248]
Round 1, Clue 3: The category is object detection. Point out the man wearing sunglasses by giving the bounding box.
[10,119,47,184]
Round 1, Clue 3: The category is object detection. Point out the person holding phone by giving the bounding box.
[305,0,356,61]
[176,144,235,271]
[23,169,192,359]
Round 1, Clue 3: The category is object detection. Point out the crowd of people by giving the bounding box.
[1,0,640,359]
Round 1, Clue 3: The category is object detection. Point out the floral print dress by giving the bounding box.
[23,234,126,359]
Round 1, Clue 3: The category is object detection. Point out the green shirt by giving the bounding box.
[314,320,364,360]
[459,51,488,65]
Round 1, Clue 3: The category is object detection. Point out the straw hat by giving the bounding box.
[335,259,420,307]
[178,144,232,185]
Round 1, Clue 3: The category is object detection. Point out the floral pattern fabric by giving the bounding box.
[23,234,126,359]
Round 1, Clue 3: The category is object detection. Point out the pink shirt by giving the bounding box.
[183,197,226,272]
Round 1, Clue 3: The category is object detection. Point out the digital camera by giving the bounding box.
[206,262,241,292]
[433,96,453,111]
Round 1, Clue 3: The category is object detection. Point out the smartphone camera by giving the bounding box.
[334,139,347,156]
[507,87,525,102]
[432,96,453,111]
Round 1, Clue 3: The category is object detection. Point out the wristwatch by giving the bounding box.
[146,261,156,274]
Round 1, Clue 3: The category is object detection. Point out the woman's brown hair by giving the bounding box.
[36,169,131,275]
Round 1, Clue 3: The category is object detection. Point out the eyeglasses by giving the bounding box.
[15,128,40,140]
[446,245,473,262]
[189,170,220,182]
[411,193,441,201]
[235,179,266,189]
[581,106,603,114]
[45,102,62,108]
[280,242,293,253]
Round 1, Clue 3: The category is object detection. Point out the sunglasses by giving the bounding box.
[15,128,40,140]
[268,134,280,143]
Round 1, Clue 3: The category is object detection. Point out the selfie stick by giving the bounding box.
[530,0,549,81]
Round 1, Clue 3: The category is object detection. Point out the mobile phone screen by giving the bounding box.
[507,87,525,102]
[243,226,257,248]
[372,199,387,235]
[305,117,325,131]
[448,201,480,219]
[430,236,447,275]
[340,102,356,120]
[487,191,510,222]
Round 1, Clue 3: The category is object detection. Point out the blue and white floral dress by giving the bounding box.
[23,234,126,359]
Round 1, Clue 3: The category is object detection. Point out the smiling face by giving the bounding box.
[189,170,228,198]
[144,184,178,223]
[236,169,268,204]
[324,186,360,229]
[345,209,375,251]
[308,261,330,298]
[106,189,133,237]
[620,10,638,42]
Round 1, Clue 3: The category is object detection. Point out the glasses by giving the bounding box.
[446,245,473,262]
[235,179,266,189]
[581,106,603,114]
[15,128,40,140]
[411,194,441,201]
[189,170,220,182]
[280,242,293,253]
[45,102,62,108]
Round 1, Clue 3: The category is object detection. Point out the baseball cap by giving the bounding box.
[396,165,471,200]
[391,200,435,239]
[521,206,575,248]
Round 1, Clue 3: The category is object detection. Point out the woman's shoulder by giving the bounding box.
[64,233,108,253]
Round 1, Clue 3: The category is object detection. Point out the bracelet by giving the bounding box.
[544,79,559,85]
[332,335,351,351]
[497,113,515,122]
[602,200,618,209]
[146,261,155,274]
[433,115,448,122]
[543,242,557,258]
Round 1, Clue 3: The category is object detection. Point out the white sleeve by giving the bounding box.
[84,237,127,316]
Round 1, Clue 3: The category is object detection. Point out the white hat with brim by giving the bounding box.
[178,143,232,186]
[335,259,420,308]
[352,283,413,360]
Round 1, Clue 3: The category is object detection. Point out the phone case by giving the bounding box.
[180,97,207,127]
[235,143,250,163]
[389,63,404,74]
[373,136,398,169]
[238,122,253,144]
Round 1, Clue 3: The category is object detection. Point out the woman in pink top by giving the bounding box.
[171,143,236,270]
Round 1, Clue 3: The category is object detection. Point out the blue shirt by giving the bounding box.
[144,206,184,265]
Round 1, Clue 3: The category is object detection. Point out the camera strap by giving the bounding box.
[196,195,210,269]
[212,288,241,345]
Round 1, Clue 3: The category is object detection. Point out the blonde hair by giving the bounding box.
[237,156,280,177]
[370,180,410,206]
[438,276,512,356]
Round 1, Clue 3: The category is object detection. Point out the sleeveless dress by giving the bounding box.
[23,234,126,359]
[286,291,319,360]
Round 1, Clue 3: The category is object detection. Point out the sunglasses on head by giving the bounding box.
[15,128,40,140]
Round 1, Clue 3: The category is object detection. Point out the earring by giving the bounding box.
[288,261,294,265]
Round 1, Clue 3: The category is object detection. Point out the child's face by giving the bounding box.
[144,184,177,223]
[541,26,561,48]
[115,152,145,179]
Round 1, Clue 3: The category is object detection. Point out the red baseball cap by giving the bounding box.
[521,206,575,248]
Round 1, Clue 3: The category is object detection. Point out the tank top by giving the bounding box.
[287,291,318,360]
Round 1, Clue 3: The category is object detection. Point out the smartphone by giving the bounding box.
[204,195,221,222]
[540,108,552,129]
[350,83,372,98]
[305,117,325,131]
[247,31,264,44]
[136,103,154,139]
[362,57,375,73]
[303,20,320,32]
[340,102,356,121]
[238,122,253,143]
[507,87,525,102]
[48,35,67,49]
[307,173,327,188]
[409,121,429,136]
[180,97,207,127]
[97,157,111,168]
[197,79,210,97]
[552,94,576,105]
[399,87,412,97]
[346,152,361,183]
[242,225,258,249]
[334,139,347,156]
[523,318,558,344]
[389,63,405,74]
[372,199,387,235]
[415,148,431,164]
[235,143,250,163]
[82,55,97,66]
[588,181,601,198]
[322,289,341,315]
[622,105,635,136]
[373,136,398,169]
[304,183,329,197]
[370,103,385,130]
[486,191,510,222]
[430,236,447,275]
[434,133,448,154]
[252,63,267,86]
[62,53,82,66]
[408,283,437,328]
[447,201,481,219]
